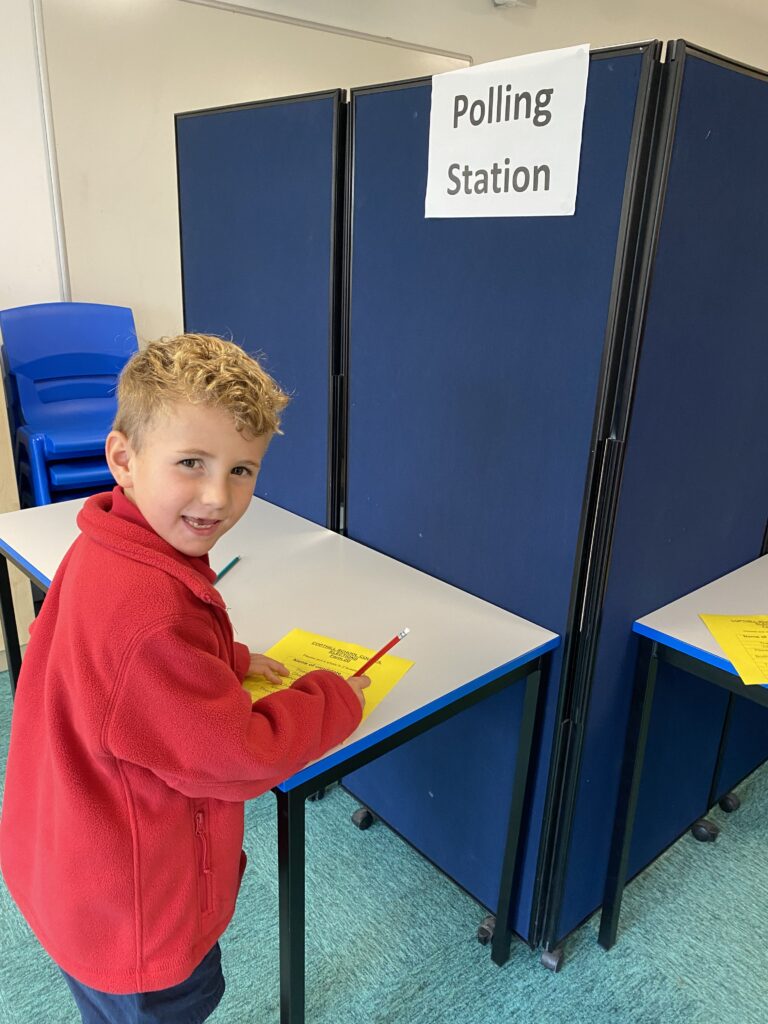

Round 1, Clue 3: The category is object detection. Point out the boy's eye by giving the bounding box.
[231,465,253,477]
[179,458,201,469]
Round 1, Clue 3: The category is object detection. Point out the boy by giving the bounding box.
[0,334,370,1023]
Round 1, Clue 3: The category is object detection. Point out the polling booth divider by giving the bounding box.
[550,41,768,953]
[175,90,347,528]
[339,42,663,953]
[173,40,768,967]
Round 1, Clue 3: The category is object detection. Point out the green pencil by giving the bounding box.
[215,555,241,583]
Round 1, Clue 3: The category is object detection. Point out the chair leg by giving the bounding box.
[17,431,52,505]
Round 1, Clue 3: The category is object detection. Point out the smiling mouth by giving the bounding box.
[182,515,221,532]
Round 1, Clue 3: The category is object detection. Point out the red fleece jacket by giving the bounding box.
[0,488,362,993]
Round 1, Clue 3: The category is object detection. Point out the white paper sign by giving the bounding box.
[425,44,590,218]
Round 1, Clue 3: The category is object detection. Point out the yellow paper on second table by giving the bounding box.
[699,614,768,685]
[243,628,414,719]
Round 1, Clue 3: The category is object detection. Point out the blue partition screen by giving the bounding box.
[559,50,768,939]
[342,50,652,939]
[176,93,341,526]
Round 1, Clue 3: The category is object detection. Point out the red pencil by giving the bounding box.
[353,628,410,677]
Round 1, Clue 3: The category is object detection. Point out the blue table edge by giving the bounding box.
[632,620,768,693]
[0,538,51,589]
[278,634,560,792]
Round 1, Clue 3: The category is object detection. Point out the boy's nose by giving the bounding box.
[200,478,230,511]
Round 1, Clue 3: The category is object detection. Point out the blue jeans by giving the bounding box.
[60,942,224,1024]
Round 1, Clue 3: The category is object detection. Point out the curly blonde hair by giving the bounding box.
[113,334,290,449]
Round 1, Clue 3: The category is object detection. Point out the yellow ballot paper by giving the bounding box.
[699,615,768,685]
[243,628,414,719]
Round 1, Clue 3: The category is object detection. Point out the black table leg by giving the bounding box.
[598,637,659,950]
[491,659,544,966]
[277,787,306,1024]
[707,692,735,810]
[0,556,23,696]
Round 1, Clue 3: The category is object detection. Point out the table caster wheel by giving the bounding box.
[718,792,740,813]
[691,818,719,842]
[351,807,375,830]
[477,914,495,946]
[541,947,564,972]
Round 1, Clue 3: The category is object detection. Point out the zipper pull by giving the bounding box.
[195,811,211,873]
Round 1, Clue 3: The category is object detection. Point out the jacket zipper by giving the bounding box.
[194,808,213,915]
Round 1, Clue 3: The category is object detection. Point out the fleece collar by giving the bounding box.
[77,488,226,610]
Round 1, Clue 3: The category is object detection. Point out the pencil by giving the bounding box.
[353,628,410,677]
[215,555,241,583]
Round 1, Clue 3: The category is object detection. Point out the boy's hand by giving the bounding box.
[346,674,372,709]
[248,653,290,685]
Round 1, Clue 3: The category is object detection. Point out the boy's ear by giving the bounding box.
[105,430,134,488]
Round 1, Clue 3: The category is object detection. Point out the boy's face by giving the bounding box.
[105,402,271,558]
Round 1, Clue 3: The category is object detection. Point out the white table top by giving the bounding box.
[634,555,768,685]
[0,496,559,790]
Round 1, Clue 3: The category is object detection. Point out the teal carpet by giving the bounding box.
[0,673,765,1023]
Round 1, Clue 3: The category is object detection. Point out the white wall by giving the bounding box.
[0,2,63,311]
[0,0,59,648]
[225,0,768,69]
[40,0,467,345]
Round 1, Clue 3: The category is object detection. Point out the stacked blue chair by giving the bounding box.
[0,302,138,506]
